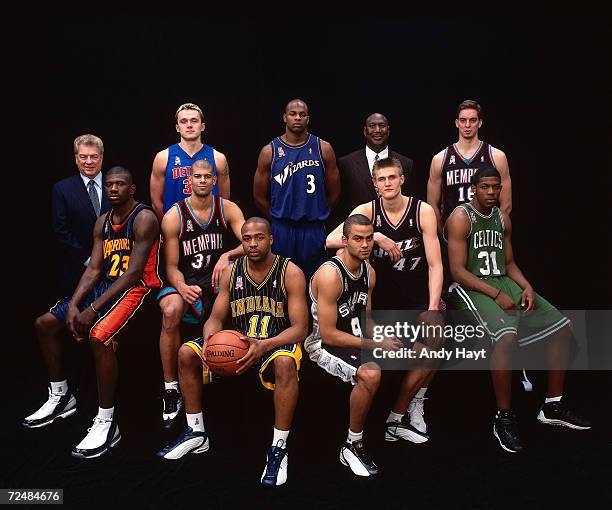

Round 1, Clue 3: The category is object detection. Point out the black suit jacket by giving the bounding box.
[331,148,415,228]
[51,174,111,295]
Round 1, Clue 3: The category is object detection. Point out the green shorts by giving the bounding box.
[448,276,570,345]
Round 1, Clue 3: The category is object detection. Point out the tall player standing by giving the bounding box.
[150,102,230,218]
[326,157,443,442]
[427,99,512,231]
[426,99,517,403]
[253,98,340,279]
[157,159,245,428]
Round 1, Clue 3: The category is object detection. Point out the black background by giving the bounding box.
[2,16,610,509]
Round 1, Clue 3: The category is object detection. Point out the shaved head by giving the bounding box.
[242,216,271,234]
[285,98,309,114]
[106,165,133,184]
[365,112,388,126]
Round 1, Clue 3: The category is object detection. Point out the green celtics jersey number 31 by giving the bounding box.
[460,203,506,278]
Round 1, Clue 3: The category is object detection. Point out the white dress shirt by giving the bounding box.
[365,146,389,175]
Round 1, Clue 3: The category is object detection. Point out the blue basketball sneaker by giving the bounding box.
[261,440,288,486]
[157,426,209,459]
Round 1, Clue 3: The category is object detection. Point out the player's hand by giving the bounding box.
[378,337,404,352]
[235,336,266,374]
[75,307,96,338]
[201,333,212,364]
[66,303,82,340]
[418,310,445,328]
[494,291,517,312]
[179,284,202,305]
[212,253,229,291]
[521,286,535,313]
[374,233,402,262]
[335,248,345,257]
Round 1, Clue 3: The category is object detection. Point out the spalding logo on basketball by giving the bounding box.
[204,330,249,376]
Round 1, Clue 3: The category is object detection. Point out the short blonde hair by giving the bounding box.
[73,134,104,155]
[372,157,403,178]
[175,102,204,122]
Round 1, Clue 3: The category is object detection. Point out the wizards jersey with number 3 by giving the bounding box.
[440,141,496,220]
[229,255,291,339]
[269,134,329,222]
[460,203,506,278]
[163,143,219,213]
[175,196,228,290]
[102,203,162,287]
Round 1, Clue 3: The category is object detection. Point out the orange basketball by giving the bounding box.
[204,330,250,376]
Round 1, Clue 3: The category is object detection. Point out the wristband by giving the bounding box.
[90,303,99,314]
[494,289,501,300]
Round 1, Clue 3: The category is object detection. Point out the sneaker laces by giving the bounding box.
[163,390,180,413]
[45,393,64,406]
[550,401,582,421]
[266,444,285,473]
[87,416,111,433]
[351,440,373,463]
[25,391,65,420]
[497,411,520,439]
[409,397,427,417]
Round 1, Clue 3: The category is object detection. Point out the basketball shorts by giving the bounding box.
[447,276,570,345]
[50,282,152,346]
[304,332,362,385]
[157,285,216,325]
[184,336,302,391]
[271,219,326,280]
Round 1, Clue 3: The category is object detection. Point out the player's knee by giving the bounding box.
[273,356,297,384]
[421,335,444,351]
[36,312,64,335]
[161,303,182,329]
[89,336,111,352]
[178,344,201,370]
[34,314,54,335]
[356,366,381,390]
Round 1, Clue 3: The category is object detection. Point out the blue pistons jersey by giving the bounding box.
[269,134,330,222]
[163,143,219,213]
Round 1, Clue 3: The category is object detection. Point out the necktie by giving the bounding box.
[88,180,100,217]
[373,154,380,196]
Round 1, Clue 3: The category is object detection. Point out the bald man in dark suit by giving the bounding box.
[332,113,415,227]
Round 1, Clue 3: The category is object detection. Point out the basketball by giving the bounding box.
[204,330,250,376]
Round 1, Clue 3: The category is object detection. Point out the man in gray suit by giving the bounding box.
[333,113,414,227]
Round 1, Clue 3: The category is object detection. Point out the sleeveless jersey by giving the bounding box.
[102,203,162,287]
[310,257,370,338]
[229,255,291,339]
[163,143,219,213]
[370,197,428,307]
[269,134,329,222]
[175,196,228,290]
[460,203,506,278]
[440,141,496,220]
